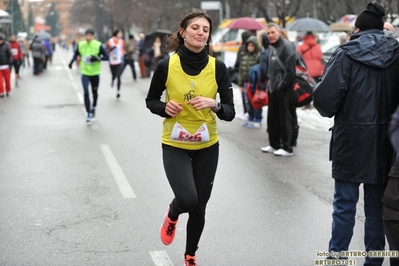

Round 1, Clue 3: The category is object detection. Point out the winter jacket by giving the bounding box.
[390,106,399,157]
[234,30,253,72]
[384,108,399,214]
[247,63,260,94]
[268,36,296,93]
[238,36,260,87]
[43,39,52,56]
[124,39,137,60]
[23,40,30,55]
[30,39,45,59]
[297,35,324,78]
[0,42,12,65]
[313,29,399,184]
[259,33,270,89]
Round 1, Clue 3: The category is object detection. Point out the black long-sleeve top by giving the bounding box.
[145,45,235,121]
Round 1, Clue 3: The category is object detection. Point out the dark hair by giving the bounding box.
[128,34,134,39]
[164,11,213,54]
[112,29,121,37]
[85,28,95,35]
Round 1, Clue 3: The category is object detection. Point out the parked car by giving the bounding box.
[320,34,340,65]
[322,44,340,65]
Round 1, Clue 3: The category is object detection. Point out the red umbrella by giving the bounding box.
[227,17,265,31]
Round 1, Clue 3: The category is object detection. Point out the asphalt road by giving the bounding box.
[0,49,390,266]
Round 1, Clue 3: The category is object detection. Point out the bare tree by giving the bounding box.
[227,0,253,18]
[272,0,302,27]
[379,0,399,22]
[70,0,398,40]
[70,0,115,41]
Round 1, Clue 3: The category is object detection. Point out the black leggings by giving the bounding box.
[162,142,219,256]
[110,64,122,90]
[10,61,21,75]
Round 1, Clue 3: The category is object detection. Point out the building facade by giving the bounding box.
[3,0,75,39]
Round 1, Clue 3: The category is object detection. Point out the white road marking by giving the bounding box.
[150,250,174,266]
[61,52,100,129]
[100,144,136,199]
[60,52,83,104]
[71,81,84,104]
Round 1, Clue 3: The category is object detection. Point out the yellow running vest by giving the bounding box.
[78,40,102,76]
[162,54,219,150]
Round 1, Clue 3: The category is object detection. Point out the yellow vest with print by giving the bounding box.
[78,39,102,76]
[162,53,218,150]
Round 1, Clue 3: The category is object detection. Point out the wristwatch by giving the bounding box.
[213,101,221,112]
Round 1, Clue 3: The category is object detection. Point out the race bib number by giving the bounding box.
[82,55,93,65]
[111,49,119,60]
[170,122,209,143]
[11,48,18,56]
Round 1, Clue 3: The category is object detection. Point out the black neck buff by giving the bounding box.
[177,45,209,76]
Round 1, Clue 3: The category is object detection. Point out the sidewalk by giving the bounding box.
[231,81,333,131]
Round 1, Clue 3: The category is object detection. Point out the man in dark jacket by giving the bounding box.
[313,2,399,265]
[260,23,296,156]
[0,34,12,97]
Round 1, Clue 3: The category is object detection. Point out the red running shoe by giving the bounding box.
[184,255,197,266]
[160,208,178,245]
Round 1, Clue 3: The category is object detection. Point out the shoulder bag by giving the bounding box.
[273,49,313,107]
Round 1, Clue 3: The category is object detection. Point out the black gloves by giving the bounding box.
[89,55,101,62]
[69,55,100,68]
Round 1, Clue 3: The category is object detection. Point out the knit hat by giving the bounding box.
[85,28,95,35]
[355,2,385,31]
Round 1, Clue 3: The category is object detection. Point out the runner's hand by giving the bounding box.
[165,100,183,117]
[188,96,215,111]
